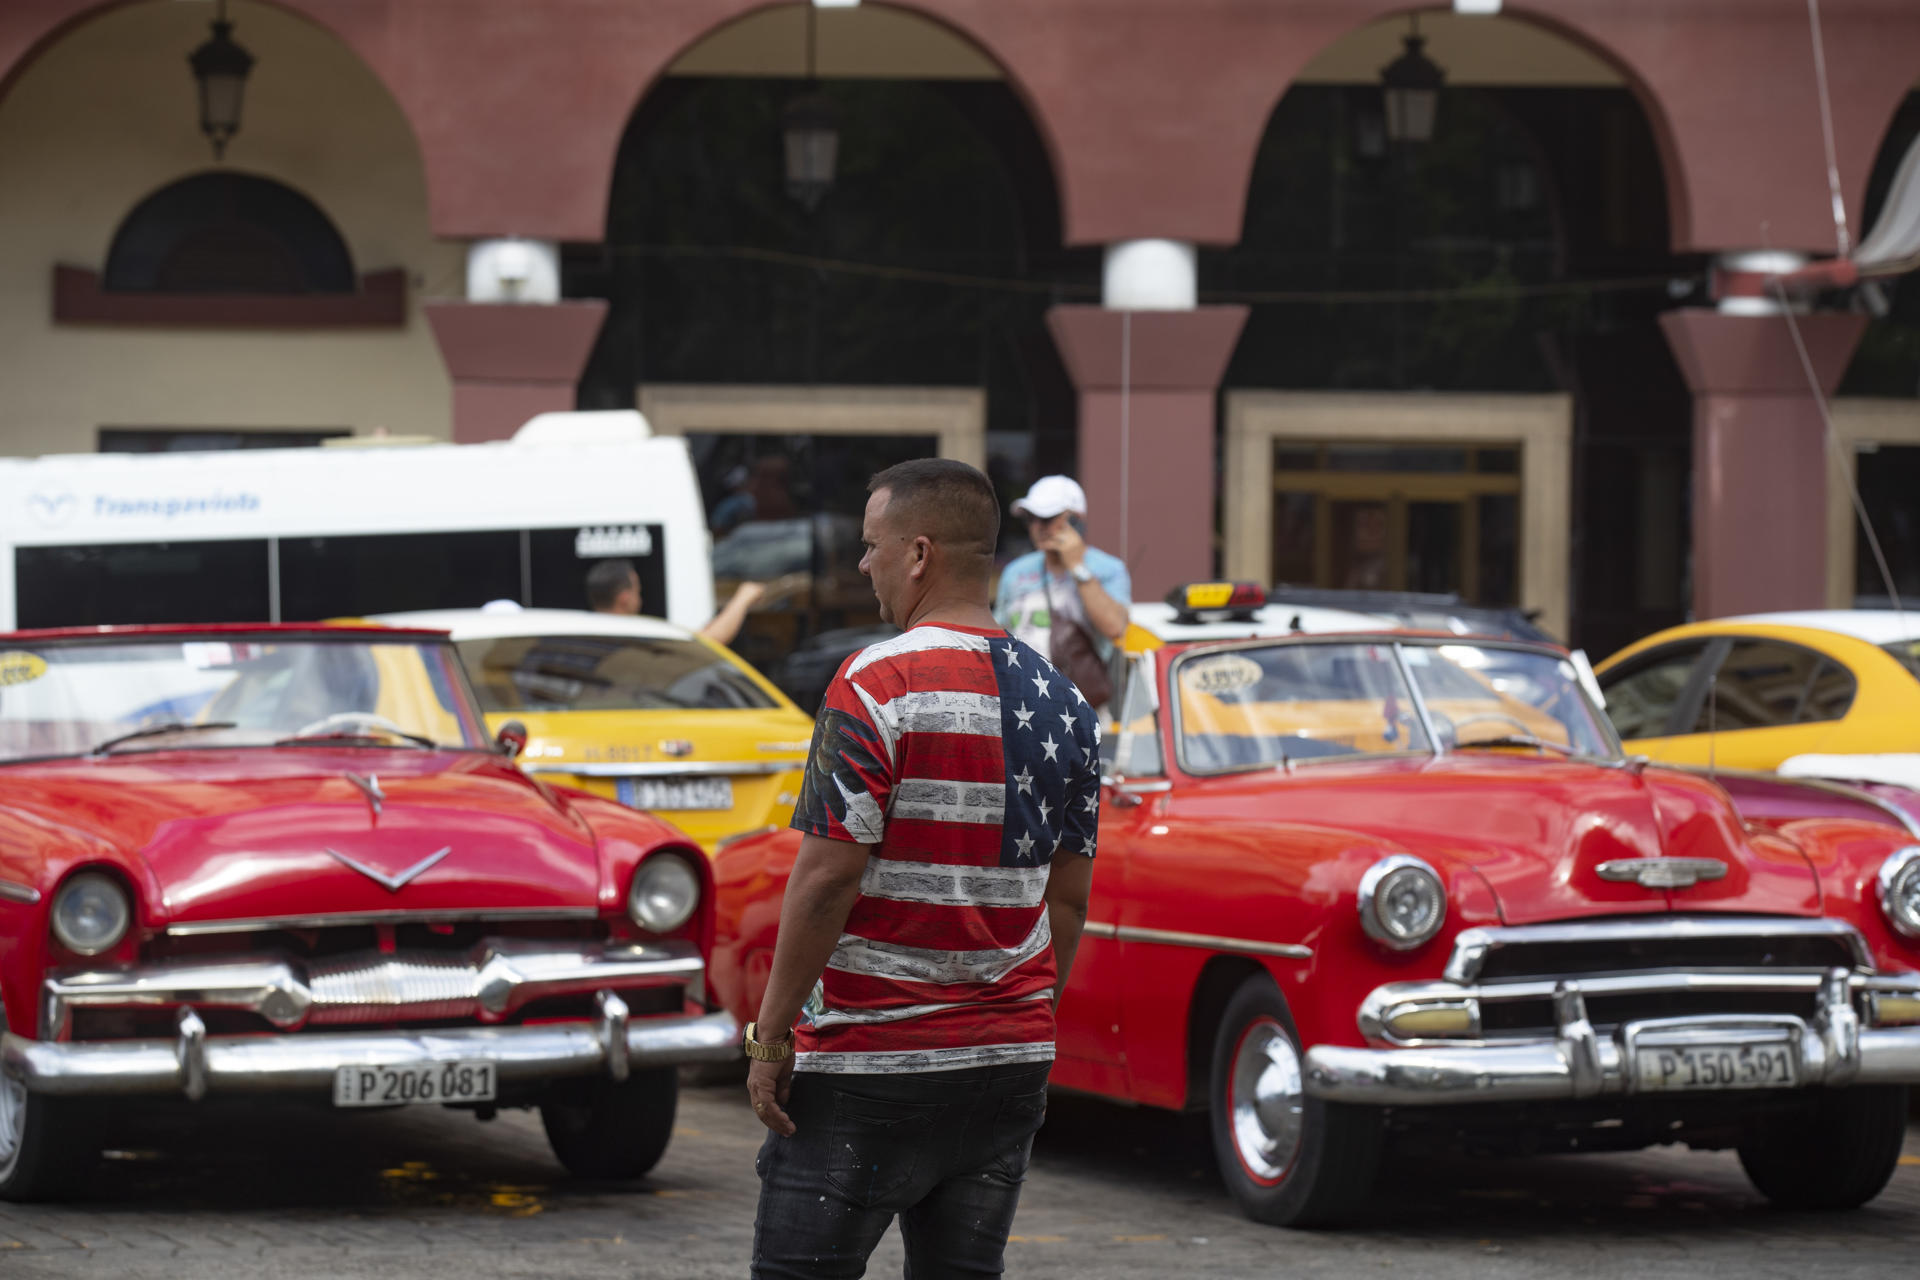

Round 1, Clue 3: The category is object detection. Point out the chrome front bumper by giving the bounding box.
[5,938,740,1099]
[1304,968,1920,1106]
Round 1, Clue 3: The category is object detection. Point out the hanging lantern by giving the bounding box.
[1380,24,1445,145]
[189,2,255,161]
[782,91,840,211]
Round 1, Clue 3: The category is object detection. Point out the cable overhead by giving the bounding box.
[603,243,1678,305]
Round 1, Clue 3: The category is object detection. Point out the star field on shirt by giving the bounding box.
[787,624,1103,1073]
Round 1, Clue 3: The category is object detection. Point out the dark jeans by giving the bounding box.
[751,1060,1053,1279]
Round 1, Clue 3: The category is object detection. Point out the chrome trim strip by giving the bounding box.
[43,940,703,1037]
[1081,921,1118,939]
[165,907,599,937]
[1444,916,1873,985]
[523,760,796,778]
[0,878,41,906]
[4,1010,740,1098]
[1102,923,1310,960]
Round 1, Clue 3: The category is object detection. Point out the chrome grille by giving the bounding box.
[1448,917,1870,985]
[308,955,480,1025]
[1443,918,1870,1040]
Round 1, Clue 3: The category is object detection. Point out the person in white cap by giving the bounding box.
[994,474,1131,668]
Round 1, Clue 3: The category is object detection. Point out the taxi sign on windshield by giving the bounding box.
[1167,582,1266,621]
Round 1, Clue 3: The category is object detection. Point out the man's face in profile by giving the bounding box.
[611,572,641,615]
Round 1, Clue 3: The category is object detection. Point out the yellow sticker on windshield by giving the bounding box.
[0,652,47,687]
[1181,654,1263,696]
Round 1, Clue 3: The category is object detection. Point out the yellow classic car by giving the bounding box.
[1594,610,1920,780]
[374,607,815,852]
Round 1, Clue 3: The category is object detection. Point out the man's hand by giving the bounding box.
[1033,514,1086,572]
[747,1054,796,1136]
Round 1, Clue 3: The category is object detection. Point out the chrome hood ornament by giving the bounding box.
[1596,857,1729,890]
[345,772,384,819]
[326,846,450,893]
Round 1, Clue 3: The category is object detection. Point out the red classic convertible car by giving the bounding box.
[710,587,1920,1226]
[0,624,737,1199]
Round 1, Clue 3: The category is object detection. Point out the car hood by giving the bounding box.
[1181,755,1820,925]
[4,749,606,928]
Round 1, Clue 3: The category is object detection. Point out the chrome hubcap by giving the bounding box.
[0,1069,25,1169]
[1230,1018,1305,1183]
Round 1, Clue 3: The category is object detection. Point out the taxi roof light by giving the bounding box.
[1167,581,1266,622]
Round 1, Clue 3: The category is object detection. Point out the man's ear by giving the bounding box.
[908,535,934,579]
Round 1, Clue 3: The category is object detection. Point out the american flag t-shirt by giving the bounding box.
[788,622,1103,1074]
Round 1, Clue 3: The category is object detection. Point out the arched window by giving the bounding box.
[103,172,354,294]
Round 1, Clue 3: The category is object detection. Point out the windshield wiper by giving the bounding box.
[1455,734,1579,757]
[89,721,239,756]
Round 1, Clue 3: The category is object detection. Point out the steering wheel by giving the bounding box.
[287,711,417,742]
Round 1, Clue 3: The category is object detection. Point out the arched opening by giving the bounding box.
[1215,7,1693,656]
[104,170,354,294]
[1831,76,1920,607]
[571,3,1093,690]
[0,0,454,456]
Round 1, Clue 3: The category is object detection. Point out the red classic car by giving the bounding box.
[0,624,737,1200]
[710,589,1920,1226]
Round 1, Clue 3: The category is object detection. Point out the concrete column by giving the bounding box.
[1659,303,1866,620]
[1046,305,1248,601]
[425,239,606,443]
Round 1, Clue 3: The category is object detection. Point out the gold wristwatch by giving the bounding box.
[743,1021,794,1062]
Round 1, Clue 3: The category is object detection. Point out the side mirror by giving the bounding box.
[495,720,528,759]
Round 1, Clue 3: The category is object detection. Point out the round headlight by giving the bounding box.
[51,872,131,956]
[628,854,701,934]
[1359,855,1446,950]
[1878,846,1920,940]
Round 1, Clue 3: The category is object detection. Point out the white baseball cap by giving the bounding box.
[1010,475,1087,520]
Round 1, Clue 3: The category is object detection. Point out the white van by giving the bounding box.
[0,412,715,632]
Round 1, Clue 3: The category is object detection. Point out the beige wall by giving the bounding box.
[0,0,459,458]
[1223,391,1573,640]
[1826,399,1920,608]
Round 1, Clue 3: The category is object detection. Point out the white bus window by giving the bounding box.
[278,531,522,620]
[15,541,270,629]
[526,525,668,618]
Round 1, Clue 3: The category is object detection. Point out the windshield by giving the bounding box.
[1401,643,1614,756]
[0,637,486,762]
[457,635,779,713]
[1173,640,1615,774]
[1882,640,1920,680]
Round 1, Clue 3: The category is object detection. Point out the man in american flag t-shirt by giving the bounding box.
[745,459,1100,1279]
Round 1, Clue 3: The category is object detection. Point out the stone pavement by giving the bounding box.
[2,1078,1917,1278]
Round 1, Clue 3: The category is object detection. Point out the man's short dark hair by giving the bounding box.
[867,459,999,574]
[585,558,639,609]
